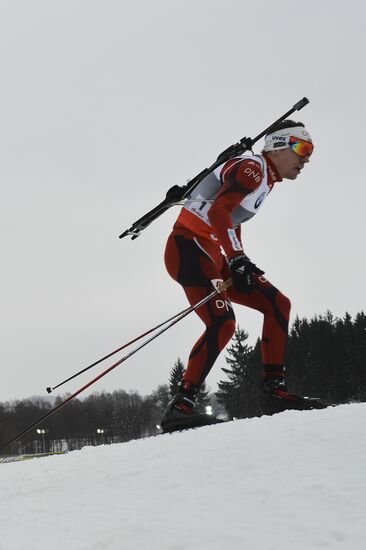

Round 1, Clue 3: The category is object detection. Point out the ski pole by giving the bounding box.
[0,279,232,453]
[46,295,218,394]
[119,97,309,240]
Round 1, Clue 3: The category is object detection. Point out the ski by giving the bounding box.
[161,418,226,434]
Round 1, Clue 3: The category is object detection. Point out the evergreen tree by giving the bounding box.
[216,328,262,419]
[286,311,366,405]
[168,358,186,397]
[354,312,366,401]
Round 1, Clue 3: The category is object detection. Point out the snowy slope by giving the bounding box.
[1,403,365,550]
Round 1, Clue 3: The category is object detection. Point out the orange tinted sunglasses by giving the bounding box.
[289,136,314,157]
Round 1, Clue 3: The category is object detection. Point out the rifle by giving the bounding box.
[119,97,309,240]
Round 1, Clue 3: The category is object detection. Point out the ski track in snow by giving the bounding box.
[1,403,365,550]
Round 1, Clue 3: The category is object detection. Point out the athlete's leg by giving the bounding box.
[165,231,236,387]
[210,262,324,414]
[222,263,291,378]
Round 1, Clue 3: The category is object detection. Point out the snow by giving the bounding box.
[1,403,365,550]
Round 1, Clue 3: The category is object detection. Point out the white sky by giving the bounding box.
[1,0,365,403]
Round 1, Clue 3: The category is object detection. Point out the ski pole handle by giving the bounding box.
[218,278,232,292]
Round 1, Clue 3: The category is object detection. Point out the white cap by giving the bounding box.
[263,126,312,152]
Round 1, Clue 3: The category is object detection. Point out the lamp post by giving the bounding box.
[36,428,46,453]
[96,428,105,445]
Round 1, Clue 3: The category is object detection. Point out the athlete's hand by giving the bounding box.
[228,254,265,293]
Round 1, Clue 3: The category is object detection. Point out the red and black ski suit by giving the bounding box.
[164,153,291,387]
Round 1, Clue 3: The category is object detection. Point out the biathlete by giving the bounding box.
[162,119,324,432]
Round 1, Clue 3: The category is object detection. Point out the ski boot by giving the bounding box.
[260,377,325,416]
[161,382,222,433]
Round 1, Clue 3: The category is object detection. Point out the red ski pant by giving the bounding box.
[164,228,291,387]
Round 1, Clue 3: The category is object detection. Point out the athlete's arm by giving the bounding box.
[208,158,263,258]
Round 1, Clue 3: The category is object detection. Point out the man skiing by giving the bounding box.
[161,119,324,432]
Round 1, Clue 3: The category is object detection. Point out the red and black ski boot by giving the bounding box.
[161,382,222,433]
[260,377,325,416]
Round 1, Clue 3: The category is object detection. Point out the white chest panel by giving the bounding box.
[184,154,271,227]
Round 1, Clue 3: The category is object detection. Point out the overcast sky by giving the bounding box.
[0,0,365,404]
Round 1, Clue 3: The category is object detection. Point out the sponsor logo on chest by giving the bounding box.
[254,191,266,209]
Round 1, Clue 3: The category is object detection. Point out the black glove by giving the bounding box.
[228,254,265,293]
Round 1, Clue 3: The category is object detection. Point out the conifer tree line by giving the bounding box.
[217,311,366,419]
[0,311,365,456]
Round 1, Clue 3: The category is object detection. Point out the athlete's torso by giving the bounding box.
[184,154,271,228]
